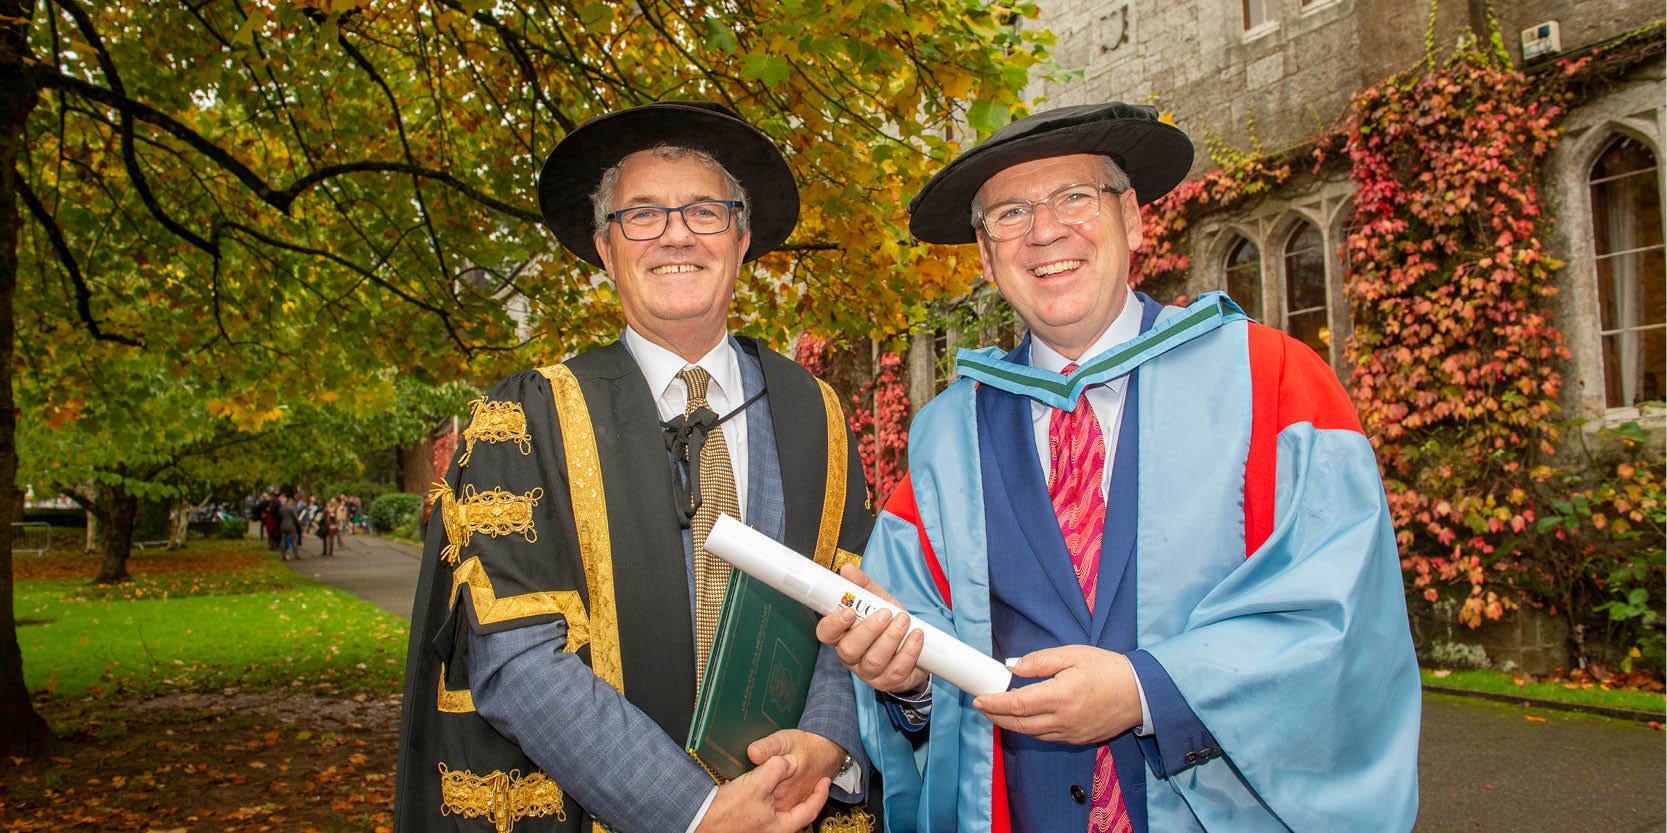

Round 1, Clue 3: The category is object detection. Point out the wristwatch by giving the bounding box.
[834,750,857,781]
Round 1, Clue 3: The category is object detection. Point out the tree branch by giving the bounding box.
[439,0,576,134]
[15,176,143,346]
[217,219,478,356]
[25,69,537,221]
[49,0,216,254]
[334,28,453,285]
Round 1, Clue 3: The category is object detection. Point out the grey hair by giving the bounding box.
[971,154,1134,230]
[591,145,750,236]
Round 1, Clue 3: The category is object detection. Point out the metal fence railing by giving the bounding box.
[12,522,51,554]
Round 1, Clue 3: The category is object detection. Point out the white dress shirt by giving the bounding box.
[622,327,749,521]
[1025,295,1155,736]
[620,328,860,817]
[1028,295,1143,493]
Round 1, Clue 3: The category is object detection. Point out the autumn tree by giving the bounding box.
[3,0,1053,756]
[16,332,473,582]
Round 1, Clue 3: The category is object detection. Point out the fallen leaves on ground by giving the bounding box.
[13,543,268,582]
[1510,664,1664,693]
[0,689,400,832]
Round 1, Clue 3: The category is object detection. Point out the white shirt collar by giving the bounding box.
[621,327,742,416]
[1028,290,1143,372]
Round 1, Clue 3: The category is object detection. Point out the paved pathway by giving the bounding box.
[1416,694,1663,832]
[281,531,422,620]
[292,537,1666,831]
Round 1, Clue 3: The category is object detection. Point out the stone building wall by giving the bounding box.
[1544,64,1666,422]
[1028,0,1663,174]
[892,3,1667,673]
[1491,0,1663,66]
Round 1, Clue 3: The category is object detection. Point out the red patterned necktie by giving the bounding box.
[1046,362,1131,833]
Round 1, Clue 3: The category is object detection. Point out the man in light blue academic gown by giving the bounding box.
[815,103,1421,833]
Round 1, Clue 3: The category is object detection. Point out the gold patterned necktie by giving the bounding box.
[679,366,740,692]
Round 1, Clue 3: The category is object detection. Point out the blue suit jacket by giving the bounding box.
[856,292,1419,833]
[979,297,1215,833]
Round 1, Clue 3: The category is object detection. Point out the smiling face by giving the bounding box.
[595,148,751,360]
[973,153,1144,360]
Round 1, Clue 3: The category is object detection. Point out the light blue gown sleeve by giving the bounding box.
[1142,425,1422,833]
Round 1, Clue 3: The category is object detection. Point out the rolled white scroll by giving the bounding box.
[705,513,1013,695]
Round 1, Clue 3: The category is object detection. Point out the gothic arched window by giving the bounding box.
[1225,236,1262,321]
[1589,135,1665,408]
[1283,221,1329,355]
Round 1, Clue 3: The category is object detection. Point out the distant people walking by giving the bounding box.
[263,492,281,551]
[278,494,301,560]
[317,497,339,557]
[331,496,348,553]
[348,495,366,534]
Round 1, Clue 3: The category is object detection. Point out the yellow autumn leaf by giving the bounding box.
[940,72,975,100]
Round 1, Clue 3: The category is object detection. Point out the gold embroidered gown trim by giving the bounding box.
[435,666,475,713]
[436,560,592,715]
[538,364,623,694]
[833,548,863,574]
[812,379,848,571]
[431,482,544,567]
[538,364,623,833]
[809,805,877,833]
[438,763,567,831]
[458,397,535,468]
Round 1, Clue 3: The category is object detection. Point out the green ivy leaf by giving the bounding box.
[966,99,1009,134]
[739,52,792,86]
[702,16,739,54]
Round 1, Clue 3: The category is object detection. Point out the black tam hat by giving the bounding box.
[909,102,1194,245]
[537,102,799,267]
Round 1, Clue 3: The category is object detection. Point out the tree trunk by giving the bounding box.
[977,287,999,347]
[94,487,137,583]
[84,509,98,552]
[0,0,52,758]
[168,500,189,549]
[907,328,934,420]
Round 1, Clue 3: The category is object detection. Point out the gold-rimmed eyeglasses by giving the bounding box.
[975,183,1123,241]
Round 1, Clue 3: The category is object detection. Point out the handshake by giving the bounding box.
[696,516,1146,833]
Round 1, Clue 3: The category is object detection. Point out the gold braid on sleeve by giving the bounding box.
[458,397,534,468]
[429,482,544,567]
[806,806,877,833]
[437,763,566,832]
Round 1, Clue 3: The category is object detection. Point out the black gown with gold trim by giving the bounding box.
[394,339,875,833]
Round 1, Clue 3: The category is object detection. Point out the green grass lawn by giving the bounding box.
[15,542,406,700]
[15,538,1663,720]
[1422,668,1665,714]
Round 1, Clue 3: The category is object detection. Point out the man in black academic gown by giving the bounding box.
[394,103,875,833]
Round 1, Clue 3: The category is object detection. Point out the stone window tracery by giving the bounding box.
[1588,134,1665,409]
[1225,235,1263,321]
[1283,220,1330,355]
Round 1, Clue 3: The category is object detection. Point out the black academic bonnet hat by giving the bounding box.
[908,102,1194,245]
[537,101,799,267]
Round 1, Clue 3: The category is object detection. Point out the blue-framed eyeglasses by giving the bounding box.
[605,199,744,241]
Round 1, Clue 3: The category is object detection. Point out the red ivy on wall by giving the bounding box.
[1342,50,1570,626]
[431,429,458,484]
[1129,152,1292,295]
[1128,43,1664,667]
[795,335,909,508]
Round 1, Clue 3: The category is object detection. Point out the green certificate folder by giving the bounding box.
[686,567,819,782]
